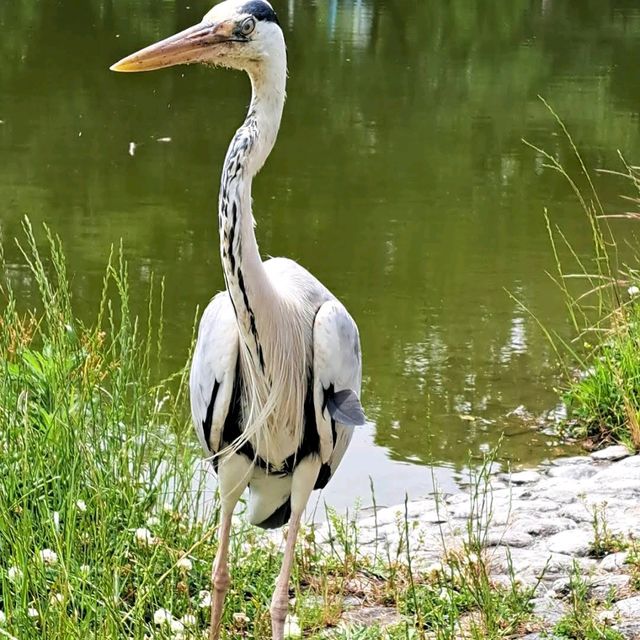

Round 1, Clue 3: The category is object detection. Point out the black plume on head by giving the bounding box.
[241,1,279,25]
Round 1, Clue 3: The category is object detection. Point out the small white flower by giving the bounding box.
[146,516,160,527]
[163,502,174,514]
[176,556,193,572]
[233,612,250,626]
[197,590,211,608]
[8,566,23,582]
[27,607,39,619]
[50,593,64,606]
[79,564,91,576]
[181,614,197,627]
[170,619,184,633]
[76,500,87,512]
[284,614,302,638]
[629,285,640,297]
[0,610,6,625]
[153,608,173,626]
[134,528,156,547]
[39,549,58,566]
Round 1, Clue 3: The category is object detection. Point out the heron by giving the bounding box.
[110,1,366,638]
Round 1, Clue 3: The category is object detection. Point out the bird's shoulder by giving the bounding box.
[264,257,332,303]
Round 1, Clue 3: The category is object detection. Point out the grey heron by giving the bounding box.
[111,1,366,638]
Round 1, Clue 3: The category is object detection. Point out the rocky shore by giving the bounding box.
[315,446,640,638]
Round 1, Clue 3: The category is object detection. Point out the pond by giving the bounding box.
[2,0,640,508]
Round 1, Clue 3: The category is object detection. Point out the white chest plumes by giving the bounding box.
[111,2,366,638]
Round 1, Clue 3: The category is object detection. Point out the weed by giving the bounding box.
[523,101,640,450]
[589,503,627,559]
[553,565,624,640]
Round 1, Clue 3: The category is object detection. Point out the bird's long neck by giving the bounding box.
[218,56,286,372]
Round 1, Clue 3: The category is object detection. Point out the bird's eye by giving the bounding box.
[240,17,256,36]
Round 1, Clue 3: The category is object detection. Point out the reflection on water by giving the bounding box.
[1,0,638,505]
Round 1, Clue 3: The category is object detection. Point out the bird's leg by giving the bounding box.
[209,454,252,640]
[271,456,321,640]
[270,510,302,639]
[209,509,232,640]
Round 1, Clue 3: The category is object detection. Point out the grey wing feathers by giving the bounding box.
[189,292,239,455]
[312,299,365,474]
[326,389,366,427]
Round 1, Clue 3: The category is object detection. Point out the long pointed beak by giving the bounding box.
[110,20,236,73]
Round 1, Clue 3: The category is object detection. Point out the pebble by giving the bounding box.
[600,552,629,571]
[503,470,542,485]
[612,596,640,619]
[590,445,632,461]
[545,529,593,556]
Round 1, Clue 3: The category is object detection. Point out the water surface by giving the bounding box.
[2,0,640,507]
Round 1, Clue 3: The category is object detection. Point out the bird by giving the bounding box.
[110,1,366,638]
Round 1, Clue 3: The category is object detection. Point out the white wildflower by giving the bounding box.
[233,612,250,626]
[181,614,197,627]
[50,593,64,606]
[39,549,58,566]
[284,614,302,638]
[146,516,160,527]
[163,502,174,514]
[7,566,23,582]
[153,608,173,626]
[170,619,184,633]
[629,285,640,297]
[134,527,156,547]
[76,500,87,512]
[197,590,211,608]
[0,610,6,625]
[27,607,39,619]
[176,556,192,572]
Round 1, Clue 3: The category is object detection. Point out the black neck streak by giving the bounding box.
[219,120,266,374]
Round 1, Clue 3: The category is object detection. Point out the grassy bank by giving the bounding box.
[0,222,544,639]
[525,105,640,452]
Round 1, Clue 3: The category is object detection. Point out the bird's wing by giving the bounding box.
[312,299,365,483]
[189,291,239,455]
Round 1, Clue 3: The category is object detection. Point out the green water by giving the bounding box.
[2,0,640,504]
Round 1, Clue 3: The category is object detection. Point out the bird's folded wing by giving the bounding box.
[313,299,365,468]
[189,291,239,455]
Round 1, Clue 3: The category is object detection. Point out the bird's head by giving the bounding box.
[110,0,283,74]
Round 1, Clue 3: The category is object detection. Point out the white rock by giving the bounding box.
[589,574,631,602]
[545,529,593,556]
[505,471,542,485]
[599,552,629,571]
[590,446,632,462]
[485,528,533,549]
[613,596,640,619]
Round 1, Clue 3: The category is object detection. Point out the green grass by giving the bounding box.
[523,100,640,451]
[553,566,625,640]
[0,221,538,639]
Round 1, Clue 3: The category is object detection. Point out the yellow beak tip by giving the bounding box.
[110,61,133,72]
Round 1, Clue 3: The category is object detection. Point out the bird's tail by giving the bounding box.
[247,470,292,530]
